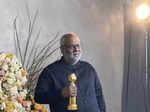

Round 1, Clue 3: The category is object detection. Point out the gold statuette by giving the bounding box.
[67,73,78,111]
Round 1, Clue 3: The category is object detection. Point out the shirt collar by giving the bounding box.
[59,57,81,69]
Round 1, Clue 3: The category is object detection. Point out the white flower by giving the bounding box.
[15,72,23,81]
[3,83,12,90]
[6,72,15,78]
[10,57,17,65]
[19,89,27,98]
[13,101,27,112]
[7,78,16,85]
[21,77,27,85]
[5,57,11,63]
[0,53,6,61]
[9,66,16,73]
[10,86,18,95]
[0,102,6,110]
[13,101,22,108]
[15,71,22,77]
[0,81,2,92]
[1,64,8,71]
[16,80,22,87]
[10,94,17,101]
[13,109,18,112]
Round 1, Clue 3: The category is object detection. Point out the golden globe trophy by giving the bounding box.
[67,73,78,111]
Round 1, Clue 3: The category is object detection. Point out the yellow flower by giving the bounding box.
[41,106,47,112]
[7,53,14,60]
[34,103,47,112]
[22,70,27,76]
[31,110,39,112]
[34,103,43,110]
[5,100,14,112]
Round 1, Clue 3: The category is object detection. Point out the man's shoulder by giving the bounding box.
[79,60,97,75]
[44,59,61,71]
[80,60,94,69]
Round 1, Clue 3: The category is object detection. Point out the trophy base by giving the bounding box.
[67,104,78,110]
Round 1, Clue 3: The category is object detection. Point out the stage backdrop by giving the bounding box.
[0,0,124,112]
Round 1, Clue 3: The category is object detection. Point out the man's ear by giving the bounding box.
[60,46,64,54]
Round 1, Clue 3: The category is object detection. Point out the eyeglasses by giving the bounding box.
[63,44,81,49]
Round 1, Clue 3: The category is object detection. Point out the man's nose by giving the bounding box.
[73,46,80,52]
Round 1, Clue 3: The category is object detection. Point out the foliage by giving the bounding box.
[13,9,60,95]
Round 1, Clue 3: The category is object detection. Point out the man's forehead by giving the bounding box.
[64,36,80,44]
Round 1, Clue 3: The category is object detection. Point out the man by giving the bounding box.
[34,33,106,112]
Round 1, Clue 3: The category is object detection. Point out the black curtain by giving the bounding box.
[122,3,150,112]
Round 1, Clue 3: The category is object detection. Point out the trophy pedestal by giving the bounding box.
[67,104,78,111]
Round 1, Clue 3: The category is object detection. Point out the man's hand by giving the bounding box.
[62,84,77,98]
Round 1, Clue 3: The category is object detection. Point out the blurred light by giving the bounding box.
[136,3,150,20]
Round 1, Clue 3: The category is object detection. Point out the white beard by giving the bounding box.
[63,52,82,65]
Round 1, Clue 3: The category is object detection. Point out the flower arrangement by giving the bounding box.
[0,52,46,112]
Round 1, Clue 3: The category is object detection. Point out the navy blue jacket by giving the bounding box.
[34,57,106,112]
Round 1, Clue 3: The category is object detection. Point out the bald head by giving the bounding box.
[60,33,82,65]
[60,33,80,47]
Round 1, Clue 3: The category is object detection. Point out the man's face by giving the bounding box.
[61,36,82,65]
